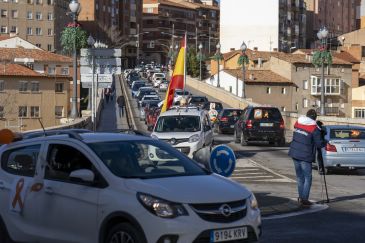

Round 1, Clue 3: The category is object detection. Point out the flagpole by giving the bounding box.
[183,31,187,96]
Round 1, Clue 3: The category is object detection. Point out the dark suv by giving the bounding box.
[233,106,285,146]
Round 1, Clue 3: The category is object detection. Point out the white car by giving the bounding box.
[151,107,213,158]
[173,89,191,104]
[152,73,166,82]
[153,77,167,88]
[0,131,261,243]
[159,81,169,92]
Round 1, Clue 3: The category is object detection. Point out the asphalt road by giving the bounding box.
[125,77,365,242]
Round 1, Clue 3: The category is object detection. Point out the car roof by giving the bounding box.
[324,125,365,130]
[159,107,204,117]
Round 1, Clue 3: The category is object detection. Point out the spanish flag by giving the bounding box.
[161,34,187,113]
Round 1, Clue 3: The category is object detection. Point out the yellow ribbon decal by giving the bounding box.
[12,178,25,209]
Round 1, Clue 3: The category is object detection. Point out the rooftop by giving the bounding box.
[224,69,292,85]
[0,48,72,63]
[0,63,72,79]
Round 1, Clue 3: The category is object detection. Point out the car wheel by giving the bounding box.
[105,223,145,243]
[234,130,240,143]
[240,132,247,146]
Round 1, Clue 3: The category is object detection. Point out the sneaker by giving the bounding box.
[300,199,313,208]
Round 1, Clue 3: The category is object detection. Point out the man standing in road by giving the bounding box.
[288,109,326,207]
[117,95,126,117]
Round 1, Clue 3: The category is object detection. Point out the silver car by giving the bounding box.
[319,125,365,174]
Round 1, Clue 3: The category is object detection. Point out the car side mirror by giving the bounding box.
[69,169,95,183]
[204,125,211,132]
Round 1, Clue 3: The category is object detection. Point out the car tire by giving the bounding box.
[234,130,240,143]
[105,223,145,243]
[240,132,247,146]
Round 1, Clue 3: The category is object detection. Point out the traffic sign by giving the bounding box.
[80,48,122,57]
[209,145,236,177]
[80,66,121,75]
[81,74,113,83]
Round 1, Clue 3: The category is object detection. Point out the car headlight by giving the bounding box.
[249,193,258,210]
[151,134,159,139]
[137,193,188,218]
[189,134,200,143]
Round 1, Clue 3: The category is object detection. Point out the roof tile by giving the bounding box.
[0,48,72,63]
[224,69,292,84]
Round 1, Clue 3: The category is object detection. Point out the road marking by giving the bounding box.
[262,203,329,220]
[232,176,273,179]
[248,159,296,183]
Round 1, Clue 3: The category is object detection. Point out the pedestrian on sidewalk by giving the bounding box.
[288,109,326,208]
[117,95,126,117]
[104,88,111,104]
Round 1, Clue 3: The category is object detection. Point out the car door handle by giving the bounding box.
[44,187,54,194]
[0,181,5,189]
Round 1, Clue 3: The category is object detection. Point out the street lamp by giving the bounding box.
[198,43,203,81]
[87,35,95,111]
[215,43,222,88]
[240,41,248,98]
[317,27,329,116]
[69,0,81,118]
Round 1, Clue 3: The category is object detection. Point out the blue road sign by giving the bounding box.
[209,145,236,177]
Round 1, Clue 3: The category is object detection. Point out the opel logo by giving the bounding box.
[170,138,176,145]
[219,204,232,217]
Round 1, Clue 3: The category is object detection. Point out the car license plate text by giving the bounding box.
[210,227,247,242]
[260,123,273,127]
[342,147,365,153]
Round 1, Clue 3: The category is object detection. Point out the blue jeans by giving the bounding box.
[293,159,312,200]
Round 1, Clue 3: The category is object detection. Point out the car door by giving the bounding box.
[0,143,44,243]
[30,141,103,243]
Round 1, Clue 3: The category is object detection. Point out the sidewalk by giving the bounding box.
[97,77,129,132]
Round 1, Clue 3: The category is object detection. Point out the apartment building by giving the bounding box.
[0,0,71,52]
[305,0,361,48]
[220,0,306,53]
[0,47,73,131]
[78,0,143,68]
[142,0,219,64]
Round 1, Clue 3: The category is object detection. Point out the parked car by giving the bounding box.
[0,130,261,243]
[233,106,285,146]
[188,96,209,108]
[215,108,244,134]
[317,125,365,174]
[151,107,213,158]
[146,107,161,131]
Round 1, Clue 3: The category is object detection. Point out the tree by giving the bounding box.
[187,47,200,78]
[60,22,88,55]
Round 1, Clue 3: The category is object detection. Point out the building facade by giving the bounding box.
[142,0,220,64]
[305,0,361,48]
[78,0,143,68]
[220,0,306,53]
[0,0,71,52]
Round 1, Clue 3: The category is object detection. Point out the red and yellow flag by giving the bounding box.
[161,35,186,113]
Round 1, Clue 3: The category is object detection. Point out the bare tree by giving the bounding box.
[97,23,130,48]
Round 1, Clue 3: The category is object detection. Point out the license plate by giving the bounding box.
[230,125,235,128]
[342,147,365,153]
[210,227,247,242]
[260,123,273,127]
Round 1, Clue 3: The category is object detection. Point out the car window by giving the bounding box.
[155,115,201,132]
[222,109,243,117]
[330,129,365,140]
[1,145,40,177]
[89,141,208,179]
[45,144,95,184]
[249,108,282,121]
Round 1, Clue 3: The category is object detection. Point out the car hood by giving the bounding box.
[124,174,251,203]
[152,132,201,139]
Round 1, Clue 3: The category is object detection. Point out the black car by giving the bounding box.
[188,96,208,107]
[233,106,285,146]
[215,108,244,134]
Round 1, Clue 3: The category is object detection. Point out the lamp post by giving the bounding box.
[69,0,80,118]
[87,35,95,111]
[240,41,247,98]
[316,27,329,116]
[215,43,221,88]
[198,43,203,81]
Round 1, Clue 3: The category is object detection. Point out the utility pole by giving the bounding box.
[208,27,211,55]
[195,27,198,51]
[136,23,140,66]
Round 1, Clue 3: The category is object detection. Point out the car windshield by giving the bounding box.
[155,115,201,132]
[222,109,243,117]
[190,97,207,103]
[330,128,365,140]
[88,140,208,179]
[132,83,145,91]
[249,108,282,120]
[175,90,189,96]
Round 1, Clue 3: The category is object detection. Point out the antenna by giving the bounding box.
[37,118,46,137]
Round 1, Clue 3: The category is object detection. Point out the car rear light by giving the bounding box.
[280,119,285,129]
[325,143,337,152]
[246,120,253,129]
[220,117,228,122]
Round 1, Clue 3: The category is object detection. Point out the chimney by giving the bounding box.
[230,48,235,51]
[273,48,278,52]
[253,47,258,51]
